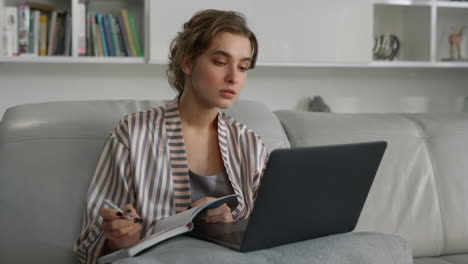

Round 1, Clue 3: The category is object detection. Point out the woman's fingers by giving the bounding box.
[204,204,230,217]
[190,197,234,223]
[100,203,143,223]
[122,204,143,224]
[204,211,234,223]
[104,223,143,241]
[122,204,141,219]
[191,197,216,208]
[100,218,138,232]
[99,208,122,221]
[100,203,143,241]
[200,204,233,223]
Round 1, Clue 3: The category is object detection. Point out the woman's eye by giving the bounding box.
[239,66,249,72]
[214,61,226,66]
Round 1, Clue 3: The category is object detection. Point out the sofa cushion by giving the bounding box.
[0,100,289,264]
[274,110,468,258]
[113,232,412,264]
[0,99,289,153]
[402,114,468,256]
[274,110,443,257]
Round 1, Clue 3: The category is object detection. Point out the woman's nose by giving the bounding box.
[224,66,238,84]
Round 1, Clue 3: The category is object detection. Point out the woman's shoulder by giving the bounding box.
[109,105,168,144]
[220,111,266,147]
[116,106,165,128]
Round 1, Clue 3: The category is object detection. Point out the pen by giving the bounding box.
[104,199,133,220]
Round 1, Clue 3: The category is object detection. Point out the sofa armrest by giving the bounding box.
[113,232,413,264]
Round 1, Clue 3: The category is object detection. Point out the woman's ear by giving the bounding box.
[180,57,193,76]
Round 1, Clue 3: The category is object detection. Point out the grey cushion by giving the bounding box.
[113,232,412,264]
[274,110,468,258]
[0,99,289,152]
[0,99,289,264]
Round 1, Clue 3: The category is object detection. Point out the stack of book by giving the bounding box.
[87,8,144,57]
[1,2,69,56]
[1,1,143,57]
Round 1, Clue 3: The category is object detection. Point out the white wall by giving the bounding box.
[1,63,468,119]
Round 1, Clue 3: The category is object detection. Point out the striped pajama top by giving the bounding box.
[73,96,269,264]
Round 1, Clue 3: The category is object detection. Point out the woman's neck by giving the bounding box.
[178,89,218,131]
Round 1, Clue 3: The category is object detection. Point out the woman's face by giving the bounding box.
[183,32,252,109]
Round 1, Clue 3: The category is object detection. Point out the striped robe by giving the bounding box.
[73,96,269,264]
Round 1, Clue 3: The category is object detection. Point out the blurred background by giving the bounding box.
[1,0,467,117]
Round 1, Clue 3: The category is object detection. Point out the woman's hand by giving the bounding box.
[191,197,234,224]
[99,204,143,253]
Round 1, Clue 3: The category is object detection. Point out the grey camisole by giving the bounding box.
[189,170,238,210]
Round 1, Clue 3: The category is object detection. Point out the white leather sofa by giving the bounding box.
[1,99,467,263]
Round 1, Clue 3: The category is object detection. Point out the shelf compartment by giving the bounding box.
[373,4,432,62]
[0,0,73,57]
[0,0,145,61]
[435,7,468,61]
[75,0,145,58]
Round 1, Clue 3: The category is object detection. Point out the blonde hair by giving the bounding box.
[166,9,258,94]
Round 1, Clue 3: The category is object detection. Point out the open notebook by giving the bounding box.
[98,194,239,264]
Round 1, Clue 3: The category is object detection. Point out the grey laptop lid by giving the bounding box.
[189,141,387,252]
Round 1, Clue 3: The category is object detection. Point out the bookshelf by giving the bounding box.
[1,0,468,68]
[0,0,146,63]
[373,0,468,67]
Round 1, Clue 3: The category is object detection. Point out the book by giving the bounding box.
[32,10,40,55]
[116,15,131,57]
[96,13,109,56]
[2,7,18,56]
[64,9,72,56]
[108,14,121,57]
[18,5,30,55]
[113,14,126,56]
[94,18,104,57]
[121,9,137,56]
[128,12,143,57]
[85,4,92,56]
[78,3,86,55]
[97,194,239,264]
[53,13,60,55]
[47,10,57,55]
[102,14,115,56]
[39,14,48,56]
[28,9,34,54]
[54,12,66,55]
[90,14,99,56]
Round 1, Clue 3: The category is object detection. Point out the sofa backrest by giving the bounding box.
[275,110,468,258]
[0,99,289,264]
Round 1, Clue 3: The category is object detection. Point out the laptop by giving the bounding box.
[186,141,387,252]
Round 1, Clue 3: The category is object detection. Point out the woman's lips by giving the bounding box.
[219,89,236,99]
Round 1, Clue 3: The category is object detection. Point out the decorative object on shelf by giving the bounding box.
[373,34,400,61]
[309,96,331,113]
[443,25,467,61]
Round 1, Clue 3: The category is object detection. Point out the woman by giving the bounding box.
[74,9,269,264]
